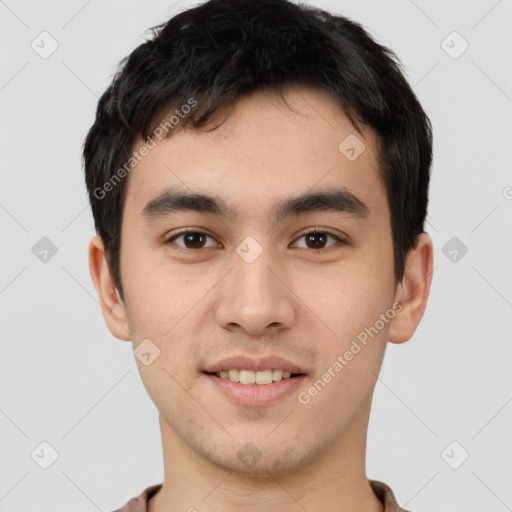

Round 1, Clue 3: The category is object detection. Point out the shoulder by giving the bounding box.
[369,479,413,512]
[111,483,163,512]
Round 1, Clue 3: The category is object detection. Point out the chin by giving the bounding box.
[204,438,310,478]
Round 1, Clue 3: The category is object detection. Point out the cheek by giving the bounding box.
[297,257,394,343]
[122,254,215,375]
[120,242,196,329]
[299,267,392,411]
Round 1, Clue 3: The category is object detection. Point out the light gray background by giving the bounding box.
[0,1,511,511]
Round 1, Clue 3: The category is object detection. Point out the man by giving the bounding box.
[83,0,434,510]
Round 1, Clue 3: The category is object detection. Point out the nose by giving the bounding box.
[214,246,296,337]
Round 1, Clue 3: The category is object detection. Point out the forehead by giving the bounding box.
[124,86,386,223]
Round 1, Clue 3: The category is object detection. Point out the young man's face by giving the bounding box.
[91,86,431,477]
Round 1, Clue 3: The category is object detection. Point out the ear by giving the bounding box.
[88,235,131,341]
[388,233,434,344]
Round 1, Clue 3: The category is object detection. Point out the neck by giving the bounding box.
[148,404,383,512]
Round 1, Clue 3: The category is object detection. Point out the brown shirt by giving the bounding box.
[112,480,411,511]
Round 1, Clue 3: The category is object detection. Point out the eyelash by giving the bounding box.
[164,228,346,253]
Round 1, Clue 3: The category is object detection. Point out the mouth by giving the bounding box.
[202,369,307,406]
[203,369,305,385]
[201,355,309,406]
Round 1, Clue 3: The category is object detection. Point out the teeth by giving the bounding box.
[272,369,283,381]
[255,369,272,385]
[215,369,296,384]
[239,370,256,384]
[228,369,240,382]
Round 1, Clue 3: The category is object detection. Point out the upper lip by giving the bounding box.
[203,355,308,374]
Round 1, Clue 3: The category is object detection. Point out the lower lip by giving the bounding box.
[204,373,307,406]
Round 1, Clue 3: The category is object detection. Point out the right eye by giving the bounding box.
[164,229,219,251]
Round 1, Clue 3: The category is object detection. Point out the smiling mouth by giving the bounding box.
[203,369,305,385]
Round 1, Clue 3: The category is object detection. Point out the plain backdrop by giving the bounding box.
[0,1,511,511]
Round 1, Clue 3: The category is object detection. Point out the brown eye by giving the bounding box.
[166,230,217,250]
[305,232,328,249]
[293,230,343,251]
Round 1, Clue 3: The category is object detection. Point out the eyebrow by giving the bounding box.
[141,186,369,224]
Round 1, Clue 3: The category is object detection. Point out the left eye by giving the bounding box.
[292,230,343,250]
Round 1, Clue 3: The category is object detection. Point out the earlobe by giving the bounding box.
[387,233,434,344]
[88,235,131,341]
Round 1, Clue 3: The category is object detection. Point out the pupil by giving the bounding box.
[308,232,326,249]
[186,233,205,249]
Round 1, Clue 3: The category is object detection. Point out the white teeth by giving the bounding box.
[239,370,256,384]
[228,369,240,382]
[215,369,297,384]
[272,369,283,381]
[255,369,273,385]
